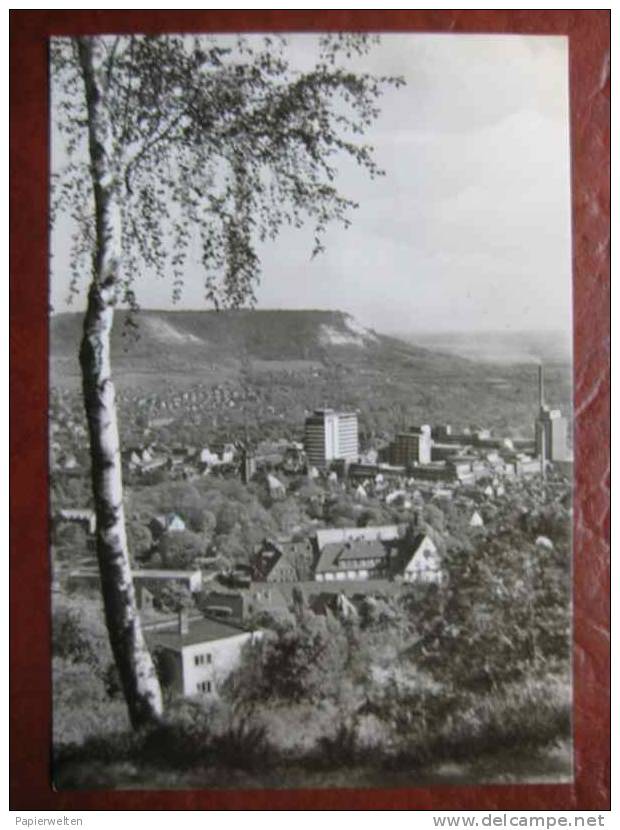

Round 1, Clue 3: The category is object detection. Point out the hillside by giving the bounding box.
[50,309,474,382]
[50,309,572,441]
[52,308,379,358]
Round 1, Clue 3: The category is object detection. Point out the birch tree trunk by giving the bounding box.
[77,37,163,728]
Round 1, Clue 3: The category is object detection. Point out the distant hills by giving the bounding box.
[49,308,572,439]
[51,309,380,361]
[51,309,571,365]
[395,329,572,365]
[50,308,475,383]
[50,308,571,382]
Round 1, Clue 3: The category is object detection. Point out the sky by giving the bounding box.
[50,33,572,337]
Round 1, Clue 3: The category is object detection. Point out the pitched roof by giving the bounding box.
[280,539,314,556]
[391,533,437,574]
[315,524,400,550]
[315,538,392,574]
[59,508,95,519]
[410,532,435,552]
[254,538,315,579]
[337,539,388,562]
[151,513,185,529]
[253,544,283,579]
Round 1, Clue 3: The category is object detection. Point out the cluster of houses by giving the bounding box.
[52,372,571,703]
[62,512,448,700]
[250,524,442,586]
[122,442,239,478]
[49,382,304,485]
[116,377,295,429]
[65,520,444,600]
[120,438,305,488]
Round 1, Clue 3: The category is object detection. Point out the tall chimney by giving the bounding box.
[178,608,189,636]
[538,364,545,411]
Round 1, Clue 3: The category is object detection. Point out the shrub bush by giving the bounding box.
[53,658,129,748]
[137,698,272,771]
[384,674,571,769]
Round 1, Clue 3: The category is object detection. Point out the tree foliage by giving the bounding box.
[50,33,403,728]
[152,582,194,613]
[404,504,571,692]
[51,34,403,311]
[53,594,112,668]
[227,614,348,705]
[155,529,205,569]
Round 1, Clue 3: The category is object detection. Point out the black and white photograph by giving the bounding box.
[49,31,574,790]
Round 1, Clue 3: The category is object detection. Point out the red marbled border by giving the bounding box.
[9,9,610,810]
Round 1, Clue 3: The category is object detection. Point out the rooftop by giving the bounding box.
[309,409,357,417]
[315,525,400,550]
[133,569,201,579]
[315,538,394,573]
[146,616,251,650]
[336,539,389,562]
[68,568,201,580]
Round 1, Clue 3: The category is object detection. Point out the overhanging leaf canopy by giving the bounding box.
[51,34,404,311]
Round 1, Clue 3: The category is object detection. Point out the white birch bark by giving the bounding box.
[77,37,163,728]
